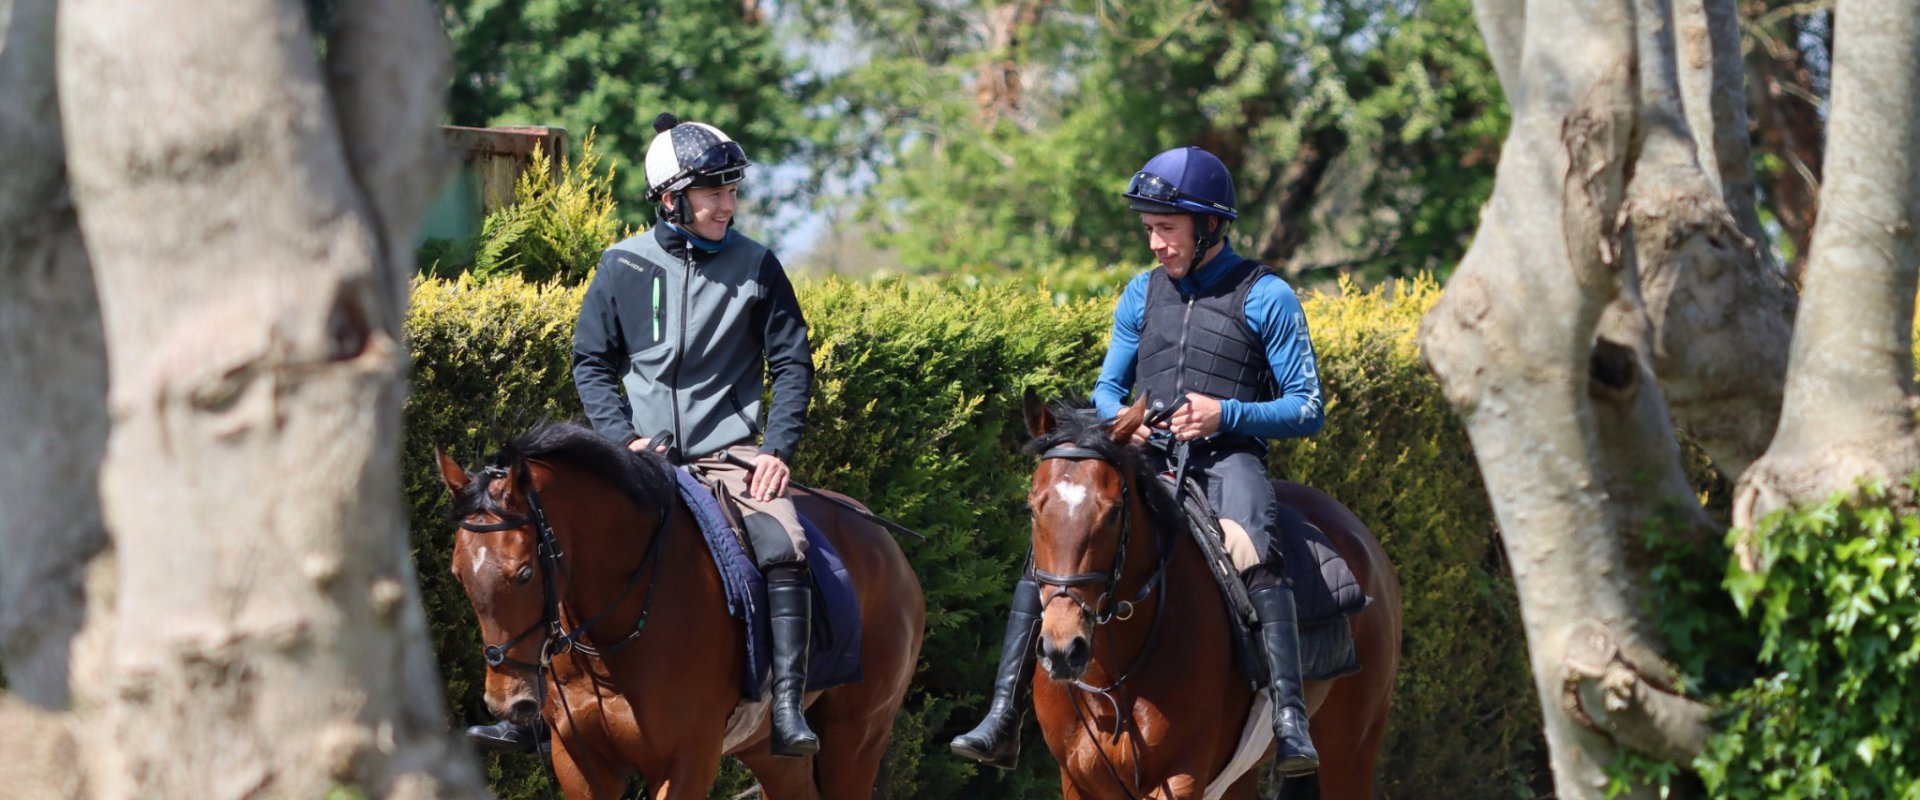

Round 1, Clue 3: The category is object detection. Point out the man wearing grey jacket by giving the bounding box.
[467,113,820,757]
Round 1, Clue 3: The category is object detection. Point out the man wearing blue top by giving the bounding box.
[951,146,1325,777]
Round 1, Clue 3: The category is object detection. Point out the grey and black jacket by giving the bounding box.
[571,223,813,461]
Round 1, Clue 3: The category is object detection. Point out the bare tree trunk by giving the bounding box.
[1674,0,1774,262]
[1627,0,1797,482]
[0,0,109,711]
[1422,0,1713,795]
[55,0,480,796]
[1736,0,1920,527]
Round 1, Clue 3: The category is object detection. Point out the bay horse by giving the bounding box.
[435,423,925,799]
[1023,394,1403,800]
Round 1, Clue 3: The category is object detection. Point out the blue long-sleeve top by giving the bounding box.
[1092,245,1325,441]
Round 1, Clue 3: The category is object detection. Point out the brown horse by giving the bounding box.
[435,423,925,799]
[1022,395,1403,800]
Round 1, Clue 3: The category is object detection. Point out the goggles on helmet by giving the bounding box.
[655,140,751,198]
[1124,171,1234,217]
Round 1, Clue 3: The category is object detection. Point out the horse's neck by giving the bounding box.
[543,465,667,606]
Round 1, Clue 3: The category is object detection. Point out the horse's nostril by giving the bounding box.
[1067,636,1091,671]
[511,698,539,721]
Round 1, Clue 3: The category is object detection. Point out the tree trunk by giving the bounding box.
[0,0,109,711]
[1735,0,1920,527]
[55,0,481,796]
[1627,0,1797,483]
[1423,0,1715,795]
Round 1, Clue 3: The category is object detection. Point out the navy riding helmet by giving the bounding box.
[1123,146,1238,220]
[1122,147,1238,268]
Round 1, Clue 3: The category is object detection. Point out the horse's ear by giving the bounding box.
[1109,393,1149,442]
[1023,387,1055,438]
[435,448,468,495]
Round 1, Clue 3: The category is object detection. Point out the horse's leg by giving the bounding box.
[1060,767,1092,800]
[736,749,820,800]
[1143,773,1203,799]
[644,746,726,800]
[809,678,911,799]
[549,729,632,800]
[1308,713,1382,800]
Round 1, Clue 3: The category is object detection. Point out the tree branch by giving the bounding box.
[1562,620,1712,763]
[325,0,452,323]
[1736,0,1920,525]
[1473,0,1527,103]
[1625,0,1795,483]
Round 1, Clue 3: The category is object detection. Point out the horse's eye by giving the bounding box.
[516,565,534,584]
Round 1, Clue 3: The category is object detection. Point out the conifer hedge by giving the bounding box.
[403,272,1541,798]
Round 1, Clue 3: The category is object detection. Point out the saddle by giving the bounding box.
[670,467,864,699]
[1161,474,1367,685]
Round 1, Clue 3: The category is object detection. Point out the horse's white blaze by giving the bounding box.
[1055,481,1088,513]
[475,546,488,577]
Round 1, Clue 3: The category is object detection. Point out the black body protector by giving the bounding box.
[1134,258,1277,453]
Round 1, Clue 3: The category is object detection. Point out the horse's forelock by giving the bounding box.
[1020,397,1185,536]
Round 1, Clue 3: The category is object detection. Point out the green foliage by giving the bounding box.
[1273,276,1544,795]
[404,274,586,799]
[436,0,809,224]
[421,136,624,285]
[801,0,1505,280]
[1694,483,1920,799]
[403,268,1539,797]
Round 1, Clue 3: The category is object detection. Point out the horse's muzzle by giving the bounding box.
[1038,634,1091,682]
[489,693,541,726]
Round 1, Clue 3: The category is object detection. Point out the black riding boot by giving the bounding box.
[949,577,1042,770]
[766,562,822,757]
[1251,581,1320,777]
[466,719,546,754]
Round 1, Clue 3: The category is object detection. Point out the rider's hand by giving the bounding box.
[1130,421,1153,446]
[1171,393,1223,441]
[628,437,670,455]
[749,453,791,501]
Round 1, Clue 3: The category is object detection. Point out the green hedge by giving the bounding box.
[402,272,1540,797]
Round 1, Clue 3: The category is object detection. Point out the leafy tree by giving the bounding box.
[797,0,1506,280]
[437,0,812,221]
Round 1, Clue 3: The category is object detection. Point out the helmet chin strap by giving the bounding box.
[667,191,691,226]
[1190,215,1228,272]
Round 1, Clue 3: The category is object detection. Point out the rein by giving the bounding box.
[1032,442,1179,799]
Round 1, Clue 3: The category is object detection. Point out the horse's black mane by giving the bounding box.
[450,422,677,521]
[1022,399,1188,536]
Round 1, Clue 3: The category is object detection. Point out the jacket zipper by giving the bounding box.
[1173,291,1196,397]
[668,249,692,453]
